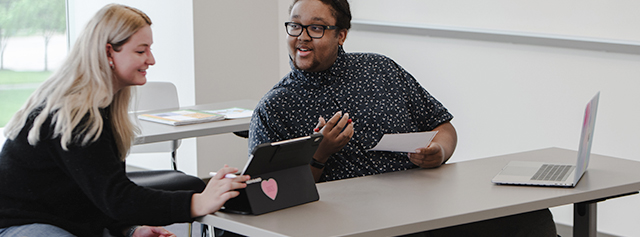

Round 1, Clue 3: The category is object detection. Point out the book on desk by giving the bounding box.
[138,109,225,126]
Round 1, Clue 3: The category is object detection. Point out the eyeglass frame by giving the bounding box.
[284,22,339,39]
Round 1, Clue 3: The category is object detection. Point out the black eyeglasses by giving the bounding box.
[285,22,338,39]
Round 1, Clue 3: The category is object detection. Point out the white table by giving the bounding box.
[198,148,640,237]
[133,99,257,145]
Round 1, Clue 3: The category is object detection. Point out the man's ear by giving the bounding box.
[338,29,348,45]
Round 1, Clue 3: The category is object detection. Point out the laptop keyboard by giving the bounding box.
[531,164,575,181]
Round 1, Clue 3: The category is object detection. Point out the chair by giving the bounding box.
[126,170,205,192]
[232,130,249,138]
[129,81,181,170]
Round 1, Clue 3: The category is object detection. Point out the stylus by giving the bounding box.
[209,172,238,179]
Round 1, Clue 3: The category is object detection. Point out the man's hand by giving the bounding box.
[408,122,457,168]
[313,111,354,163]
[310,111,354,182]
[408,142,445,168]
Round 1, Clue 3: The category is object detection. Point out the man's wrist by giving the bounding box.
[310,158,326,169]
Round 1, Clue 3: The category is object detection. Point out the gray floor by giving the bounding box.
[163,222,203,237]
[555,223,620,237]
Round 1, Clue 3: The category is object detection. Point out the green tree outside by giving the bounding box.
[0,0,65,127]
[0,0,21,70]
[13,0,66,71]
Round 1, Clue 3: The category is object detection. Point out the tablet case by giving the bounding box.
[222,133,323,215]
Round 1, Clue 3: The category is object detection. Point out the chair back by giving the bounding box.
[130,82,181,168]
[130,81,180,113]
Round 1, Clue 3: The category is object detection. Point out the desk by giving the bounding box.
[133,99,257,145]
[198,148,640,237]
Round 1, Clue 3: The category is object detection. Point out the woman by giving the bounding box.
[0,4,248,237]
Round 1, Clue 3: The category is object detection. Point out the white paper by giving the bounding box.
[367,131,439,153]
[205,107,253,119]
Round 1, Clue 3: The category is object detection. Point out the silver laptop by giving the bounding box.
[492,92,599,187]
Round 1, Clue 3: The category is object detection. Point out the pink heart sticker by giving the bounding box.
[261,178,278,200]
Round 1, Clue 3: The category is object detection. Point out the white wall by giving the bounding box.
[191,0,281,177]
[346,0,640,236]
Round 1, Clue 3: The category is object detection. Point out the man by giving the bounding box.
[250,0,457,183]
[249,0,556,236]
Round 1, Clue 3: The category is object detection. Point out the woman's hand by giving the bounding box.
[190,166,250,217]
[130,226,175,237]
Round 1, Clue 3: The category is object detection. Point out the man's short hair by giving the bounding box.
[290,0,352,31]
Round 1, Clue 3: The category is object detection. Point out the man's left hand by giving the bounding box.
[408,142,445,168]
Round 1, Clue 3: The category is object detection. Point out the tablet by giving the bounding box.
[222,133,323,215]
[241,133,323,176]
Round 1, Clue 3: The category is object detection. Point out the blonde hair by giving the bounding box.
[3,4,152,160]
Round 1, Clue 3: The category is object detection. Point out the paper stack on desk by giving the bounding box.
[205,107,253,119]
[368,131,439,153]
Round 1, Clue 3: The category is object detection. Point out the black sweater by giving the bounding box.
[0,108,195,236]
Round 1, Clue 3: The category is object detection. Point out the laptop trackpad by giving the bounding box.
[500,165,539,176]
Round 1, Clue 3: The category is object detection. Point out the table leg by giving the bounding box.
[573,201,596,237]
[171,140,179,170]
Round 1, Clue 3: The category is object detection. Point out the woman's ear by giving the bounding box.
[106,43,113,60]
[106,43,115,68]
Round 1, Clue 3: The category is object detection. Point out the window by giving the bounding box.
[0,0,67,127]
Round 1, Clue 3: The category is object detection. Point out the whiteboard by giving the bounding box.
[350,0,640,42]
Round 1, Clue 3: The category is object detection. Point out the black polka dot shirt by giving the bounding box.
[249,47,453,182]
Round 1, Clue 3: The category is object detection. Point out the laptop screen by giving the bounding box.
[574,92,599,181]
